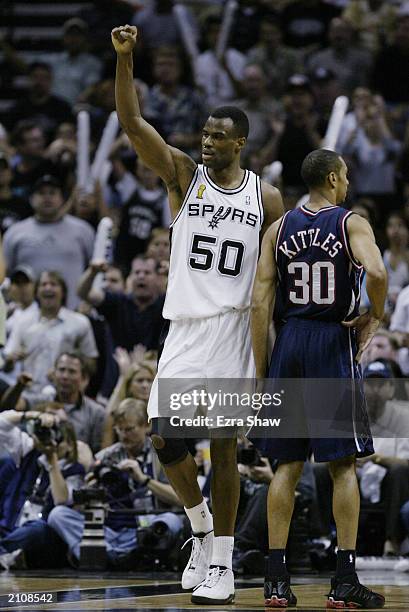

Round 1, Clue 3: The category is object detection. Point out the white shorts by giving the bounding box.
[147,308,255,420]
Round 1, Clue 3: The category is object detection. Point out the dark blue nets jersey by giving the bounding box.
[274,204,364,323]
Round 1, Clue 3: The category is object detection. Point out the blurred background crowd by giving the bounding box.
[1,0,409,574]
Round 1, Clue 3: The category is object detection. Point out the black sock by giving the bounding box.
[336,549,356,578]
[266,549,287,577]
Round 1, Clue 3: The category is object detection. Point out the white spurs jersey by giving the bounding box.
[163,164,264,320]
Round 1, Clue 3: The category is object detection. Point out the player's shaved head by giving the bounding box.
[301,149,344,188]
[209,106,250,139]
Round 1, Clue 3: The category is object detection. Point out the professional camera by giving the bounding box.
[237,445,264,467]
[27,418,63,447]
[93,461,123,487]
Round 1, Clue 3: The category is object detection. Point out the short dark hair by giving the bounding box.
[12,120,44,146]
[28,61,52,74]
[301,149,343,189]
[209,106,250,139]
[55,351,89,377]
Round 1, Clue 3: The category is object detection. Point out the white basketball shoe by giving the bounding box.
[181,530,214,590]
[191,565,235,604]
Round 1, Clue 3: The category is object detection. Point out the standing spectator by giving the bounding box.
[281,0,341,49]
[246,14,302,99]
[5,266,37,339]
[114,160,168,272]
[132,0,182,50]
[0,152,32,236]
[3,271,98,399]
[234,64,282,167]
[336,87,373,152]
[42,18,102,106]
[342,103,401,204]
[309,67,342,129]
[306,18,373,95]
[144,47,206,159]
[35,352,105,453]
[383,213,409,308]
[3,175,95,308]
[77,256,165,352]
[6,63,73,139]
[274,75,322,200]
[10,122,55,200]
[195,13,246,110]
[372,13,409,104]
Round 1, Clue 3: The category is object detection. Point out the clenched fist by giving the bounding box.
[111,25,138,55]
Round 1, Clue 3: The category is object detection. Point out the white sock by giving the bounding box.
[185,500,213,535]
[211,536,234,570]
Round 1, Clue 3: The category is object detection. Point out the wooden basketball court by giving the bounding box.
[0,571,408,611]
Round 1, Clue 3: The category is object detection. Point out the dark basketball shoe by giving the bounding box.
[264,575,297,608]
[327,573,385,609]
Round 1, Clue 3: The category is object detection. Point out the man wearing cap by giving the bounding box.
[6,266,37,339]
[3,175,95,309]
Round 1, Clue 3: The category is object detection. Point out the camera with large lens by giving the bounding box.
[237,445,264,467]
[93,461,123,487]
[28,418,63,447]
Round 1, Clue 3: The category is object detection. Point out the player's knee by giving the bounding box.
[151,434,188,466]
[328,455,355,480]
[211,437,237,466]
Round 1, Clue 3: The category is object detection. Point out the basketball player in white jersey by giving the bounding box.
[112,25,283,604]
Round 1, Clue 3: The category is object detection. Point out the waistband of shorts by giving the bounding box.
[281,317,344,330]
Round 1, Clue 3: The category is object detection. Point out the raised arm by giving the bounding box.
[111,25,196,218]
[343,213,388,360]
[251,221,280,378]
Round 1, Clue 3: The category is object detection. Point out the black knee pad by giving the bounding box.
[151,418,189,466]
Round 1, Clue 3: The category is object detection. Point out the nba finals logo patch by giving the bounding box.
[208,206,232,229]
[196,184,206,199]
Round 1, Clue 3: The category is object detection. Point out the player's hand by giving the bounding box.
[342,311,381,362]
[111,25,137,55]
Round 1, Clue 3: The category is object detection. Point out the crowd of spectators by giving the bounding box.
[1,0,409,572]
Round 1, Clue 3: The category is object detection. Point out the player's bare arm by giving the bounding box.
[112,25,196,218]
[260,182,284,238]
[251,220,280,377]
[343,213,388,361]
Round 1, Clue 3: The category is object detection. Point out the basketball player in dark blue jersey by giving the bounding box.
[251,149,387,609]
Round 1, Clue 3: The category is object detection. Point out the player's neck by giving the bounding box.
[207,162,244,190]
[307,190,337,210]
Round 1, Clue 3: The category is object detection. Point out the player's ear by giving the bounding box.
[236,136,246,151]
[328,171,337,189]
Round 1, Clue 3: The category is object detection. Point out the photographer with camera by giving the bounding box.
[0,408,85,569]
[47,398,183,569]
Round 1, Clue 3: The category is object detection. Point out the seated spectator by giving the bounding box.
[306,17,373,95]
[114,160,169,272]
[234,64,283,169]
[246,14,301,99]
[47,399,182,569]
[0,409,85,569]
[313,360,409,556]
[10,122,56,200]
[77,256,165,352]
[6,63,73,139]
[144,46,206,160]
[3,271,98,400]
[383,213,409,309]
[33,352,105,454]
[362,330,400,368]
[102,351,155,448]
[0,152,32,236]
[372,13,409,105]
[3,175,95,308]
[195,13,246,110]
